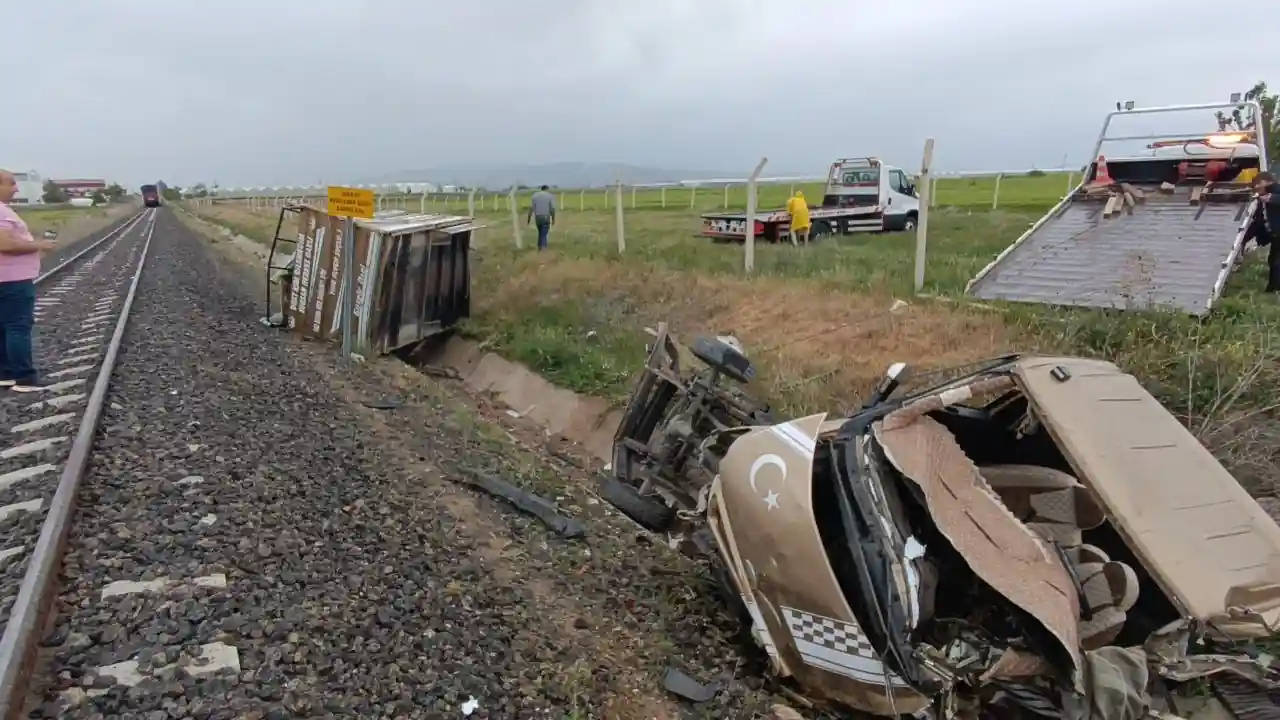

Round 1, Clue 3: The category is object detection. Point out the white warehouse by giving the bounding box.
[8,170,44,205]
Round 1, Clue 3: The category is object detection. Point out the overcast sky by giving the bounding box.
[4,0,1277,187]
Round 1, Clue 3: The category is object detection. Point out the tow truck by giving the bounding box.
[967,99,1268,316]
[700,157,921,242]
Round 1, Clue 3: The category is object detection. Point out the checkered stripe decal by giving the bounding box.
[782,607,878,659]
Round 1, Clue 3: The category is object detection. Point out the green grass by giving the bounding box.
[14,206,111,236]
[461,204,1280,491]
[258,171,1077,216]
[183,194,1280,493]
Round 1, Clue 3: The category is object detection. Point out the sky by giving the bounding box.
[4,0,1277,188]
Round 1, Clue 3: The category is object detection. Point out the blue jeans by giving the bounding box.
[0,280,35,384]
[535,216,551,250]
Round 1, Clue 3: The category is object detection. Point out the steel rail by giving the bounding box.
[35,207,147,286]
[0,207,157,718]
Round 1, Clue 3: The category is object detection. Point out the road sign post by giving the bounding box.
[327,186,375,358]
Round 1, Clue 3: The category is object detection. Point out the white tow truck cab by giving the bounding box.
[700,157,921,242]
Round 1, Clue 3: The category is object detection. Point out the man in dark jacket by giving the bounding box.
[1245,172,1280,292]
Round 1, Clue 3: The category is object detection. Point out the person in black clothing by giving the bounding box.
[1244,172,1280,293]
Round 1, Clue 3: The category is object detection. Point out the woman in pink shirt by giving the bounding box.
[0,170,56,392]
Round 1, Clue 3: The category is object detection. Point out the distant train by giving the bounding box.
[141,184,162,208]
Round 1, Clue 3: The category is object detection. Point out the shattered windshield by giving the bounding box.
[887,355,1021,405]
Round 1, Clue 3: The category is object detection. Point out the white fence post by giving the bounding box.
[579,190,585,211]
[603,188,609,209]
[723,184,730,209]
[614,181,626,253]
[914,138,936,294]
[630,186,637,209]
[660,187,666,208]
[509,188,522,249]
[419,193,426,214]
[744,157,768,274]
[467,189,476,217]
[930,176,939,208]
[690,186,697,209]
[992,173,1003,210]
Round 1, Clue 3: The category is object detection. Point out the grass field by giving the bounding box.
[186,174,1280,499]
[15,206,114,236]
[223,170,1079,215]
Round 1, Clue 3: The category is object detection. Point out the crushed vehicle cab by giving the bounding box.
[606,332,1280,718]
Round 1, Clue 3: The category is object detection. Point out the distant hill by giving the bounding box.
[359,162,736,190]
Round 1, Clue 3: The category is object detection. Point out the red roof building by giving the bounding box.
[51,179,107,198]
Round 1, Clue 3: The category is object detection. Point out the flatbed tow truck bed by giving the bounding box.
[701,204,883,241]
[966,183,1255,315]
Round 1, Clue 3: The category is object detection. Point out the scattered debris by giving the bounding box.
[460,696,479,716]
[660,666,721,703]
[361,397,405,410]
[769,705,806,720]
[459,471,587,539]
[418,364,461,380]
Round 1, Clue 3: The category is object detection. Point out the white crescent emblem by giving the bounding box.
[749,453,786,492]
[749,454,786,511]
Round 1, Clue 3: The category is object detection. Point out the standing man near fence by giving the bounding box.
[0,170,56,392]
[527,185,557,251]
[785,190,811,246]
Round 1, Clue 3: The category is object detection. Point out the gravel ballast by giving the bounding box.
[39,207,144,272]
[0,210,151,638]
[31,209,792,719]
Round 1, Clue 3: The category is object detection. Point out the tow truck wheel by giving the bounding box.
[810,220,832,240]
[902,214,918,232]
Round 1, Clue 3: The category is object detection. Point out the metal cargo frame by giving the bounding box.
[267,206,480,355]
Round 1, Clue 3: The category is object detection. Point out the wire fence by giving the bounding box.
[193,166,1081,215]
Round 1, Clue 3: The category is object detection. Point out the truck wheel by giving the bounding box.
[903,214,918,232]
[811,220,832,240]
[598,475,677,531]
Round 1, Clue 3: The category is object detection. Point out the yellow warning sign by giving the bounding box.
[327,186,375,219]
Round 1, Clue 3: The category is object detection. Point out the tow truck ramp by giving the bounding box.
[967,99,1269,317]
[966,190,1254,316]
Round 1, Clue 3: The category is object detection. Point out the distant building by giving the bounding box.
[8,170,45,205]
[51,178,107,199]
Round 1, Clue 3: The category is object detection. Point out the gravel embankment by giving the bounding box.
[0,213,150,633]
[32,209,788,719]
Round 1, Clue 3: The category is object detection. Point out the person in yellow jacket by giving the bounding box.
[785,190,811,246]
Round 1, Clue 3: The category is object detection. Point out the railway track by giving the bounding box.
[0,208,805,717]
[0,208,155,718]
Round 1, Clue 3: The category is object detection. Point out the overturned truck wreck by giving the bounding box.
[605,330,1280,718]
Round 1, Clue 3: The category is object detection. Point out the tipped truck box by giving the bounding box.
[287,206,480,355]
